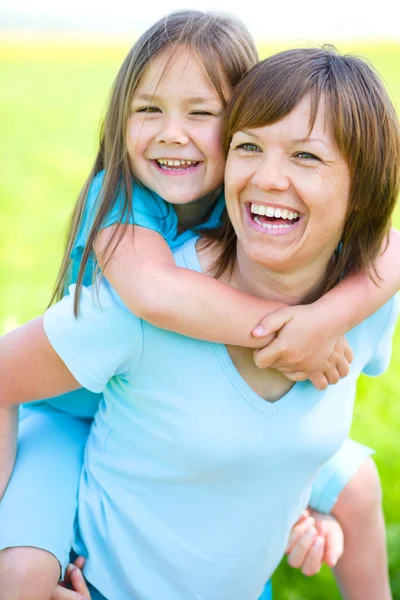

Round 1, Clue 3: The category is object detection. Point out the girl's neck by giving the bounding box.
[174,189,221,233]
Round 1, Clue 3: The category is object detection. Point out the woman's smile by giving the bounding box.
[225,94,351,275]
[246,202,301,235]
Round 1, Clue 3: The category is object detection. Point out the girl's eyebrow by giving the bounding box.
[132,93,221,105]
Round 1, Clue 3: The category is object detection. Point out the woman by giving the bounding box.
[1,47,399,600]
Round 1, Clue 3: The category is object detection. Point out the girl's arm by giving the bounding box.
[0,317,81,408]
[94,225,353,388]
[94,225,286,349]
[0,406,18,500]
[254,228,400,372]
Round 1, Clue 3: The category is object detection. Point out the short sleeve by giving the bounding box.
[72,171,177,259]
[363,294,399,377]
[43,280,143,393]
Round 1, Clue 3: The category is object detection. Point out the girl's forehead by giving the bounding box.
[134,46,229,101]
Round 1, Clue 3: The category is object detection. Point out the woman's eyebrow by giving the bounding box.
[293,137,328,146]
[238,129,260,138]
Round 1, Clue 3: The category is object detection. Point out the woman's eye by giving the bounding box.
[295,151,320,161]
[236,143,261,153]
[136,106,161,113]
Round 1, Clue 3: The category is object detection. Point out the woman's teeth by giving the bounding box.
[253,216,291,229]
[156,159,199,168]
[250,203,298,220]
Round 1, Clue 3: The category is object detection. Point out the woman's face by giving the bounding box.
[225,94,351,276]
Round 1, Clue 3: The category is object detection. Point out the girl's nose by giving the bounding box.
[155,117,190,145]
[252,155,290,192]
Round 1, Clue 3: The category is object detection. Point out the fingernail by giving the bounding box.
[314,536,324,548]
[306,527,317,537]
[252,325,264,336]
[329,553,339,566]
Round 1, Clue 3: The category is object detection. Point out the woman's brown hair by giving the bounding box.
[211,46,400,298]
[50,10,258,314]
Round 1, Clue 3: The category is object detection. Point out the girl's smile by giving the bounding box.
[127,46,227,209]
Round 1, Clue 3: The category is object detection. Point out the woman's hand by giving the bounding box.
[252,304,353,390]
[50,557,91,600]
[286,509,344,576]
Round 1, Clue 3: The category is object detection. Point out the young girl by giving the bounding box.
[0,10,399,600]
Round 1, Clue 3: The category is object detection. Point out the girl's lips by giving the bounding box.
[150,159,203,176]
[245,203,302,236]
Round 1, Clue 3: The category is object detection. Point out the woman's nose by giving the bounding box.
[155,116,190,145]
[252,155,290,192]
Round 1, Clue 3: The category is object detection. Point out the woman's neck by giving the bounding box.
[198,239,330,306]
[231,244,331,305]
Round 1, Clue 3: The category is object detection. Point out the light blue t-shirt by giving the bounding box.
[41,171,225,418]
[43,238,398,600]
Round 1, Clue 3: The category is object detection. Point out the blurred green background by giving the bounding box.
[1,38,399,599]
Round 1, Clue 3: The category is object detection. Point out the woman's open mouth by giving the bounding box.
[247,202,301,234]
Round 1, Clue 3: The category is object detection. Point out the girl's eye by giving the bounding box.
[136,106,161,113]
[295,151,320,161]
[235,143,262,153]
[190,111,213,116]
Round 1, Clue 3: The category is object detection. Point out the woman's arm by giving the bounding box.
[0,317,81,408]
[0,406,18,500]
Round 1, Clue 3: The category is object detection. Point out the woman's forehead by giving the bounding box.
[233,94,335,142]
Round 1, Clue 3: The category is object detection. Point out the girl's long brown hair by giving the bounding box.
[50,10,258,315]
[208,47,400,301]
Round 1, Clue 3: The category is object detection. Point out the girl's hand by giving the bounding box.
[51,557,91,600]
[286,509,344,576]
[252,305,353,390]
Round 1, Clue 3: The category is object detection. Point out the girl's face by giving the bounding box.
[127,46,227,208]
[225,94,351,276]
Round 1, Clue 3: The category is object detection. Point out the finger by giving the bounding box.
[308,372,329,390]
[324,524,344,568]
[343,344,354,364]
[253,339,287,369]
[69,567,92,599]
[286,517,315,553]
[287,526,318,569]
[301,536,325,576]
[322,366,341,385]
[279,370,308,382]
[51,584,86,600]
[73,556,86,570]
[252,310,291,338]
[336,357,350,378]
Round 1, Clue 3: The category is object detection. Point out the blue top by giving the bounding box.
[40,171,225,418]
[43,238,398,600]
[70,170,225,286]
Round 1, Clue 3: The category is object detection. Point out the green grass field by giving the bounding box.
[1,38,399,599]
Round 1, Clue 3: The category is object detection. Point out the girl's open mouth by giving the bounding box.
[152,159,201,174]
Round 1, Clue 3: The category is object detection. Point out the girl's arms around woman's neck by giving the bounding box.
[94,226,399,387]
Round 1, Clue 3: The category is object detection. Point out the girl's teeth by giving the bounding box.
[157,159,196,167]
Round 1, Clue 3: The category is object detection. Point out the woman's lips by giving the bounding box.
[245,202,302,235]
